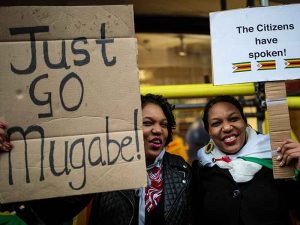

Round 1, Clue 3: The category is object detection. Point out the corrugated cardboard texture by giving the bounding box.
[0,5,134,41]
[0,5,147,203]
[265,81,295,179]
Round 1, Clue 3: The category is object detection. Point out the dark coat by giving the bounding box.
[192,161,300,225]
[1,194,92,225]
[89,152,192,225]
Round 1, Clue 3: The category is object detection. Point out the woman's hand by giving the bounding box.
[0,121,13,152]
[277,139,300,171]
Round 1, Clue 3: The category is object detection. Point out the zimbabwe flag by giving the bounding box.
[232,62,251,73]
[257,60,276,71]
[285,58,300,69]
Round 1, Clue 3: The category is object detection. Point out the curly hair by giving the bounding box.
[202,95,247,132]
[141,94,176,146]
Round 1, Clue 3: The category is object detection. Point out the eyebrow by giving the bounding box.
[143,117,168,122]
[209,111,240,121]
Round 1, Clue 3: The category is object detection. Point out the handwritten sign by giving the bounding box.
[210,4,300,85]
[0,6,147,203]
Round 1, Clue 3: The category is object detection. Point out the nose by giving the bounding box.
[222,124,232,132]
[152,123,162,134]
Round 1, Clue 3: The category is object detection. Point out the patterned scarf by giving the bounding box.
[137,150,165,225]
[145,165,163,212]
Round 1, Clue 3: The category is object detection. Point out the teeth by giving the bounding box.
[224,136,236,142]
[151,139,161,144]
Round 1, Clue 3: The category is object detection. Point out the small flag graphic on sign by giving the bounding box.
[285,58,300,69]
[232,62,251,73]
[257,60,276,71]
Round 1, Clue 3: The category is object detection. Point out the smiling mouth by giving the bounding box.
[223,135,237,145]
[149,138,163,148]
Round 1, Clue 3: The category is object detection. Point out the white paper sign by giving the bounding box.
[210,4,300,85]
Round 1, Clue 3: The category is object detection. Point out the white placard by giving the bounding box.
[210,4,300,85]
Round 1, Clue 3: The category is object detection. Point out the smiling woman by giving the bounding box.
[142,103,169,164]
[141,94,176,164]
[205,101,247,154]
[134,94,191,225]
[192,95,300,225]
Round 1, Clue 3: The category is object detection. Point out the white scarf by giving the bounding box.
[197,127,272,182]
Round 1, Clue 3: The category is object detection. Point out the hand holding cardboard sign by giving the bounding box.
[0,121,13,152]
[276,139,300,171]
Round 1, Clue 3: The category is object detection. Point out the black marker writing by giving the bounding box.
[6,109,140,191]
[10,26,49,75]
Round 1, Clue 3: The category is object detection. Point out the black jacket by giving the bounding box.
[89,152,192,225]
[192,161,300,225]
[1,194,92,225]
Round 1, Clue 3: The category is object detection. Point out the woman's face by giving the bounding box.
[142,103,168,164]
[207,102,247,154]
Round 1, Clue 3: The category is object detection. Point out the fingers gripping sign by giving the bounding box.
[0,121,13,152]
[276,139,300,171]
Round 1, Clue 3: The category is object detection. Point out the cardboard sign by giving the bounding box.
[210,4,300,85]
[265,81,295,179]
[0,6,147,203]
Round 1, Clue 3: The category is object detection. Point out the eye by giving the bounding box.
[211,121,221,127]
[160,122,168,128]
[143,120,153,126]
[229,117,239,122]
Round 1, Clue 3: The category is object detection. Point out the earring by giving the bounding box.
[205,141,214,154]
